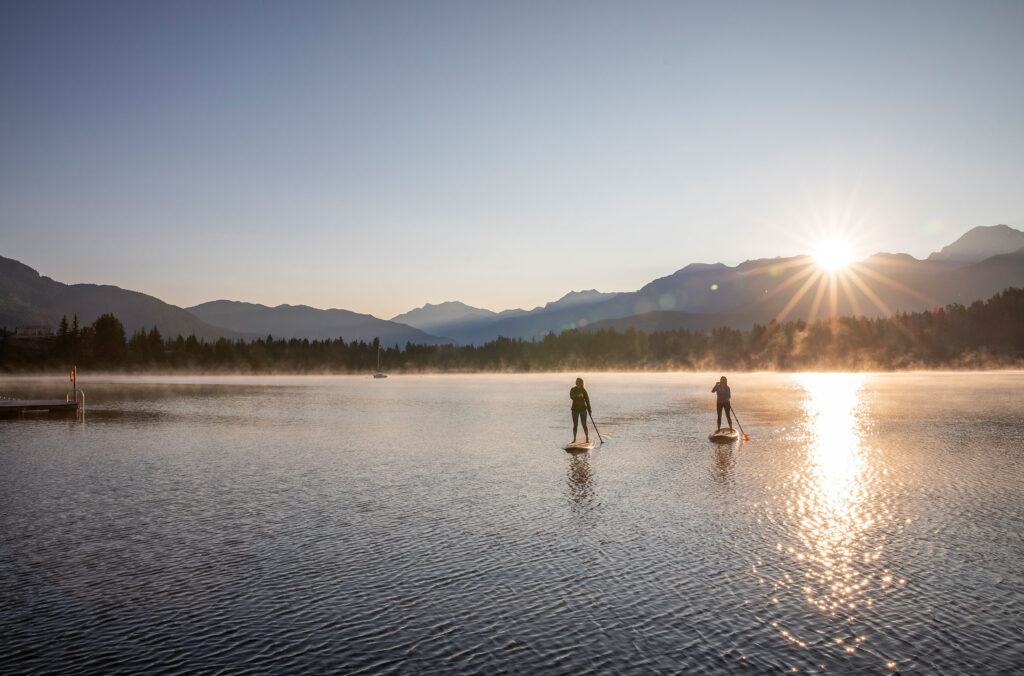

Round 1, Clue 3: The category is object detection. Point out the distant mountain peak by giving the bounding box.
[421,300,481,312]
[390,300,497,332]
[676,262,728,274]
[542,289,619,311]
[187,299,448,344]
[0,255,44,283]
[863,252,920,263]
[927,224,1024,263]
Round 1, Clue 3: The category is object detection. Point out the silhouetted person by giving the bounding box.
[570,377,592,441]
[712,375,733,430]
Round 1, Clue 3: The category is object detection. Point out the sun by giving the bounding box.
[814,238,854,272]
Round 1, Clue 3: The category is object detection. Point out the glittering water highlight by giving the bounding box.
[1,372,1022,673]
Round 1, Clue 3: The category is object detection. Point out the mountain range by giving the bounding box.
[0,255,235,341]
[390,225,1024,343]
[0,256,440,345]
[2,224,1022,345]
[186,300,448,345]
[389,290,622,344]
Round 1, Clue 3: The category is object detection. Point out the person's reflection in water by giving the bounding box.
[712,446,736,486]
[566,453,598,520]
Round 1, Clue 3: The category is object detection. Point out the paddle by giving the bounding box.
[588,412,604,444]
[731,406,750,441]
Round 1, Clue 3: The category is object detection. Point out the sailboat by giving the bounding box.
[373,345,388,378]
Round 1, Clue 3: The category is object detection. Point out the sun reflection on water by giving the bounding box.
[794,373,876,614]
[759,373,904,669]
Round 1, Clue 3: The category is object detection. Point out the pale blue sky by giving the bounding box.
[2,1,1022,317]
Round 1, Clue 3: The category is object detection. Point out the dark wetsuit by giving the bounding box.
[570,385,591,437]
[712,382,732,429]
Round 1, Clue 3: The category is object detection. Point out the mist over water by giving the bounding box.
[2,373,1022,673]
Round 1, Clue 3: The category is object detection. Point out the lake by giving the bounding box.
[1,372,1022,673]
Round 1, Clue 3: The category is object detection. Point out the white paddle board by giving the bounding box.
[564,438,596,452]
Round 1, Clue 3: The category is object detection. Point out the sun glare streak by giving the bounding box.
[737,255,817,278]
[848,262,938,307]
[807,271,831,323]
[752,260,819,300]
[843,267,895,317]
[773,268,824,325]
[838,273,866,318]
[844,268,921,346]
[829,274,842,336]
[753,264,823,347]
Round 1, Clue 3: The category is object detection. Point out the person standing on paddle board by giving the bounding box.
[570,377,592,442]
[712,376,733,430]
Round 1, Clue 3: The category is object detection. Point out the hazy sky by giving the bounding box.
[2,1,1022,318]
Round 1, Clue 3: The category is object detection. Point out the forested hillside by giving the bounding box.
[2,288,1022,372]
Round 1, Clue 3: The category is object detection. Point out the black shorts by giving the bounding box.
[572,409,588,426]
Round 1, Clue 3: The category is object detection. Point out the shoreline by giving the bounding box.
[3,367,1024,380]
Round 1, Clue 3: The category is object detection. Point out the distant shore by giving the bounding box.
[3,288,1022,375]
[3,365,1024,379]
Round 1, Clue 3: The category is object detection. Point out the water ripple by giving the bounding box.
[1,373,1022,673]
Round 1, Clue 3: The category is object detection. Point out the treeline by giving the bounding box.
[2,288,1022,373]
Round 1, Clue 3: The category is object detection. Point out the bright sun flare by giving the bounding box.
[814,239,854,272]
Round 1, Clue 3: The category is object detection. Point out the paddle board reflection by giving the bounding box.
[566,453,598,519]
[712,445,736,486]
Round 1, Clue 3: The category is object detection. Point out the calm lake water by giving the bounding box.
[1,372,1022,674]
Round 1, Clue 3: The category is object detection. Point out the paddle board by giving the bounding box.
[708,427,739,443]
[564,438,596,452]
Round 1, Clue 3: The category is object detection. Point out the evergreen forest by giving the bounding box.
[2,288,1022,373]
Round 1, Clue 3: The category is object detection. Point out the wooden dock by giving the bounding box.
[0,399,81,417]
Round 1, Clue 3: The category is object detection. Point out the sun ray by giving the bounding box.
[829,273,840,337]
[844,267,895,317]
[770,268,823,329]
[752,268,824,348]
[838,273,866,318]
[735,256,816,278]
[750,260,819,304]
[848,262,938,308]
[844,268,921,346]
[807,270,831,321]
[829,272,839,317]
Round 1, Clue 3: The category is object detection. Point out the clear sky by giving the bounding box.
[2,1,1022,318]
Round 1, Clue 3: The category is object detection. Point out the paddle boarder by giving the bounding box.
[712,376,733,430]
[570,377,592,442]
